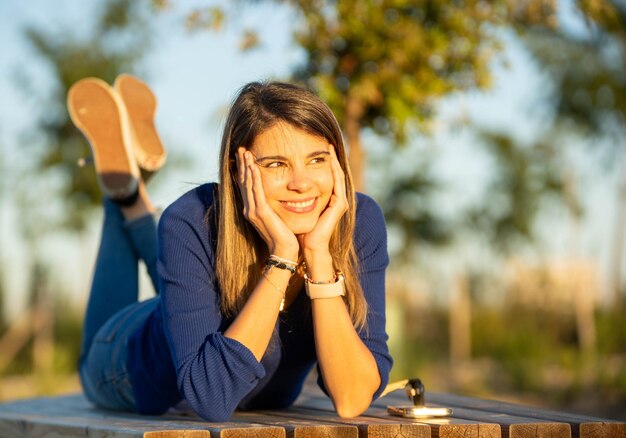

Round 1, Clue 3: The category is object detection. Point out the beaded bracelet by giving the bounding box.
[303,271,338,284]
[304,271,345,299]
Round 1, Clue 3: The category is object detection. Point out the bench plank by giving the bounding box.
[233,412,357,438]
[1,386,622,438]
[0,394,283,438]
[425,392,625,438]
[379,392,572,438]
[370,394,571,438]
[256,406,431,438]
[294,392,501,438]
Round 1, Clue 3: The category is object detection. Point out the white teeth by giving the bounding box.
[284,199,315,208]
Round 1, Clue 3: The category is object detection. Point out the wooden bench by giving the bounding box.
[0,383,623,437]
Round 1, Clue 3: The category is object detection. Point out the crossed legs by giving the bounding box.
[68,75,166,409]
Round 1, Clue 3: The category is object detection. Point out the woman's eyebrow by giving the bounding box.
[255,150,330,163]
[308,150,331,158]
[254,154,286,163]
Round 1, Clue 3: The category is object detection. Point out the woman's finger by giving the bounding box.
[237,147,247,187]
[243,151,256,218]
[329,147,348,212]
[249,159,268,215]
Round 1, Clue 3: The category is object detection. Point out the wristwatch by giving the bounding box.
[304,271,345,299]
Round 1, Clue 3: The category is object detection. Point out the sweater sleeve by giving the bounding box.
[157,187,265,422]
[317,193,393,400]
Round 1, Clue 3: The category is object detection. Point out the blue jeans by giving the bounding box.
[79,199,159,411]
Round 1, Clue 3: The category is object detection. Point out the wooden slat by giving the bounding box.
[0,394,284,438]
[579,422,626,438]
[0,386,623,438]
[425,392,625,438]
[378,392,571,438]
[294,391,501,438]
[233,411,357,438]
[257,406,431,438]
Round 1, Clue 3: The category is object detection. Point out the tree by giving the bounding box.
[19,0,153,231]
[466,130,566,253]
[290,0,558,190]
[156,0,557,191]
[515,0,626,305]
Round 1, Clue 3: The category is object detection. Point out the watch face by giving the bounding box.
[387,405,453,418]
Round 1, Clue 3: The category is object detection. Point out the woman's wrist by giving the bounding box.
[302,251,334,282]
[269,244,299,264]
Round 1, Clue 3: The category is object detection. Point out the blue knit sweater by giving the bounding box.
[127,183,392,421]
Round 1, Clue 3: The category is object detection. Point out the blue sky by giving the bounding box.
[0,0,618,316]
[0,0,304,315]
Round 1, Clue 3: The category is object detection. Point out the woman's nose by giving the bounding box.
[286,167,312,192]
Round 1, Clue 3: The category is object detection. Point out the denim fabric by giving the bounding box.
[79,198,158,411]
[79,298,157,410]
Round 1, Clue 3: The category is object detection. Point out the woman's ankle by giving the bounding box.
[120,182,155,221]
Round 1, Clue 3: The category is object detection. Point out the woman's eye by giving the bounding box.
[309,156,327,165]
[265,161,286,168]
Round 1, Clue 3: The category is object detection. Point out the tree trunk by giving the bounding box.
[0,308,35,374]
[563,168,597,356]
[344,95,365,192]
[449,270,471,366]
[574,266,596,356]
[609,154,626,308]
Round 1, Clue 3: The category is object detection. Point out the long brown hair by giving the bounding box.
[215,81,367,329]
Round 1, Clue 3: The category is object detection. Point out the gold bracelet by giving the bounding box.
[262,270,286,311]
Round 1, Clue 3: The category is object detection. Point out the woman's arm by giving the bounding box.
[223,148,300,359]
[306,252,382,418]
[223,265,291,360]
[159,185,294,422]
[301,152,391,417]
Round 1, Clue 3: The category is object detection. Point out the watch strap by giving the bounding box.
[305,273,345,299]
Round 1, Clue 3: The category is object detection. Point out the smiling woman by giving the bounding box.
[246,124,335,234]
[68,78,393,422]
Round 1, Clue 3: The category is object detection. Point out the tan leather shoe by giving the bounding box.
[114,74,167,173]
[67,78,140,201]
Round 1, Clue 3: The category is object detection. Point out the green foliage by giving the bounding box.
[515,0,626,304]
[378,157,453,256]
[1,286,83,377]
[288,0,554,143]
[521,1,626,139]
[392,297,626,411]
[595,304,626,354]
[20,0,152,231]
[0,265,5,331]
[465,131,566,253]
[50,295,83,374]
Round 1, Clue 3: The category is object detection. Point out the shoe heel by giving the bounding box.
[114,74,167,172]
[67,78,140,200]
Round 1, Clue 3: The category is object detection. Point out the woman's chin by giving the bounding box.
[286,220,317,236]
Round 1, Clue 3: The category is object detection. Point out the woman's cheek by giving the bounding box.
[258,172,278,197]
[314,167,334,192]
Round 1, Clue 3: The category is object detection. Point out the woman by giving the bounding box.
[68,76,392,422]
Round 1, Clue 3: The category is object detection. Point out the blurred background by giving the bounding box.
[0,0,625,420]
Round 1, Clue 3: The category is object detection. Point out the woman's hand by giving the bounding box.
[237,147,299,260]
[299,147,348,255]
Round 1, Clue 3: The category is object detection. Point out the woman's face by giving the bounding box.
[248,122,335,235]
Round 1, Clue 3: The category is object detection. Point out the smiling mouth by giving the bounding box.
[280,197,318,212]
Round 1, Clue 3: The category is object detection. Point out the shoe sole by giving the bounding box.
[67,78,139,199]
[114,74,166,172]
